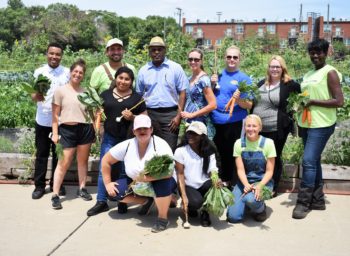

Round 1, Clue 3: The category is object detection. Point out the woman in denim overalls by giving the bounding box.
[227,114,276,223]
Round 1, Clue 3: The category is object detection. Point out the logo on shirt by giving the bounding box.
[231,80,239,85]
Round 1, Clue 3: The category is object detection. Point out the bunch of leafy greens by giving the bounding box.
[22,74,51,96]
[143,154,174,179]
[287,91,310,117]
[238,80,261,101]
[77,87,106,122]
[202,171,234,217]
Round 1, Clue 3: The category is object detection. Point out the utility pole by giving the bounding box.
[216,12,222,22]
[176,7,183,27]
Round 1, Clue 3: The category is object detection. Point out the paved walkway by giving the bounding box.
[0,184,349,256]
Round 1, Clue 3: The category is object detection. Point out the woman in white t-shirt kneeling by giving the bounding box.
[101,114,176,233]
[174,121,220,227]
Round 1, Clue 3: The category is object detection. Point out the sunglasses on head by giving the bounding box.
[188,57,201,63]
[226,55,239,60]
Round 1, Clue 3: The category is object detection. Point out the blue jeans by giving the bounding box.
[226,183,265,223]
[300,124,335,188]
[97,132,126,202]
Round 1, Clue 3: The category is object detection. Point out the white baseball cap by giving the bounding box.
[133,115,152,130]
[106,38,123,49]
[186,121,207,135]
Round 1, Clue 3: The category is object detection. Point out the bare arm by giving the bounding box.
[51,104,61,144]
[181,87,217,119]
[254,157,275,201]
[175,161,188,209]
[307,70,344,108]
[236,156,252,193]
[169,89,186,132]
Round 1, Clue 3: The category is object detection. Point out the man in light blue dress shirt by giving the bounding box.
[136,36,188,151]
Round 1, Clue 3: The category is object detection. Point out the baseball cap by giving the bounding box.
[133,115,152,130]
[149,36,166,47]
[106,38,123,49]
[186,121,207,135]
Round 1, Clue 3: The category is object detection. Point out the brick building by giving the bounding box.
[182,13,350,49]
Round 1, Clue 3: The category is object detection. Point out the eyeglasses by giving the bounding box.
[269,65,282,70]
[226,55,239,60]
[188,58,201,63]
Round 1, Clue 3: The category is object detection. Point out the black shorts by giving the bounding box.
[58,123,95,148]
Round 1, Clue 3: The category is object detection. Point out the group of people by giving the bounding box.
[30,36,344,232]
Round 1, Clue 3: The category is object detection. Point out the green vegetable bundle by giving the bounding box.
[202,172,235,217]
[287,91,310,115]
[55,143,64,160]
[255,183,273,200]
[238,80,260,101]
[131,182,155,197]
[77,86,105,120]
[143,154,174,179]
[22,74,51,96]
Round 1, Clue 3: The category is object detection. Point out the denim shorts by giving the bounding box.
[59,123,95,148]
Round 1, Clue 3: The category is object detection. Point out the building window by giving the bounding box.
[335,27,342,37]
[280,39,287,49]
[236,24,244,34]
[290,27,297,37]
[344,38,350,46]
[225,28,232,37]
[186,25,193,34]
[324,24,331,32]
[267,24,276,34]
[203,39,211,46]
[216,39,222,45]
[300,24,308,34]
[257,27,264,37]
[196,28,203,38]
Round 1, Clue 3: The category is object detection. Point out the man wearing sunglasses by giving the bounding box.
[136,36,188,151]
[210,45,253,189]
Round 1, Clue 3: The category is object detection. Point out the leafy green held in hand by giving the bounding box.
[143,154,174,179]
[22,74,51,96]
[202,171,235,217]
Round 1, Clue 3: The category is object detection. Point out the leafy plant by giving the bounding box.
[323,130,350,166]
[0,137,15,152]
[282,135,303,165]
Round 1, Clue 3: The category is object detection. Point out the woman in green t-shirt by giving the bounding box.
[292,39,344,219]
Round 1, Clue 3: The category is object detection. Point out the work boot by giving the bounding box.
[292,186,313,219]
[87,201,109,216]
[310,184,326,210]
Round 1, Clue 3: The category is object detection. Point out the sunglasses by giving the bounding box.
[226,55,239,60]
[188,58,201,63]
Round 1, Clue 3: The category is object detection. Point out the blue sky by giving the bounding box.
[0,0,349,23]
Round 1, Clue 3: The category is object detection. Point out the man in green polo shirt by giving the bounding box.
[90,38,137,94]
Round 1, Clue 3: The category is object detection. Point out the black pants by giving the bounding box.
[260,130,288,191]
[147,108,179,152]
[214,121,242,185]
[33,123,57,189]
[184,179,212,211]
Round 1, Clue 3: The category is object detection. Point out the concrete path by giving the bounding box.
[0,184,349,256]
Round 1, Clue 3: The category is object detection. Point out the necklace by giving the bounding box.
[113,89,132,102]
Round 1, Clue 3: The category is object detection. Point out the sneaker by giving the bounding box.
[51,195,62,210]
[253,205,267,222]
[151,218,169,233]
[77,187,92,201]
[200,210,211,227]
[49,186,66,196]
[87,201,109,216]
[117,202,128,214]
[138,198,154,216]
[32,187,45,199]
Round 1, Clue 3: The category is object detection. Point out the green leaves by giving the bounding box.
[143,154,174,179]
[201,171,235,217]
[21,74,51,96]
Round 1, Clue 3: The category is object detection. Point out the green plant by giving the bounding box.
[17,129,35,154]
[282,135,303,165]
[0,137,15,152]
[323,130,350,166]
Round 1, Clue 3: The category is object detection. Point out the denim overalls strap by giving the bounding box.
[240,136,272,187]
